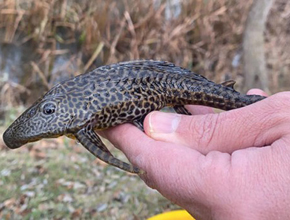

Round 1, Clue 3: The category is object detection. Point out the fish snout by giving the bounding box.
[2,128,25,149]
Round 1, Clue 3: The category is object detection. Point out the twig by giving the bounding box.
[30,62,50,90]
[124,11,139,59]
[83,42,104,72]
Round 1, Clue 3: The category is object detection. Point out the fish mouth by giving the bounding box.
[2,128,29,149]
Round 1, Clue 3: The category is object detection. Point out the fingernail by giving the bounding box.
[149,112,181,134]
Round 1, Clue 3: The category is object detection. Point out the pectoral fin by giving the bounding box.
[174,105,192,115]
[75,127,142,174]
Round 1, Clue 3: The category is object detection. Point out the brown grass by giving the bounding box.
[0,0,289,108]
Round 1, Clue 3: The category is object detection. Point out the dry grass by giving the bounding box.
[0,0,289,109]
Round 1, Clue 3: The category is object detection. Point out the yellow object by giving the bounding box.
[148,210,195,220]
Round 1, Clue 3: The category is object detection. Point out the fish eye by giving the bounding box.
[43,103,56,115]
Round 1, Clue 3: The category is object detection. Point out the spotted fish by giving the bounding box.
[3,60,265,173]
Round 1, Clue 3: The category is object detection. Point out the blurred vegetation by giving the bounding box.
[0,0,289,219]
[0,136,178,219]
[0,0,289,110]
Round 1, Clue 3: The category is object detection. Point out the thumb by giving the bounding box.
[144,92,290,154]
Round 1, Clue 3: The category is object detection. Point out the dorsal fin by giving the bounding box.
[221,80,236,89]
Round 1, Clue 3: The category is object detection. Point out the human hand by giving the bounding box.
[102,90,290,219]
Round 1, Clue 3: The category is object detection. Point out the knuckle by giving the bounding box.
[259,92,290,127]
[199,151,230,191]
[188,114,220,150]
[269,92,290,113]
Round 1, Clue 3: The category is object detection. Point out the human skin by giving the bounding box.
[101,89,290,219]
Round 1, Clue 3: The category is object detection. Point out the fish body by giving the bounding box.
[3,60,265,173]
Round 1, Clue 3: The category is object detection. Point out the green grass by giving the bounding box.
[0,136,179,219]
